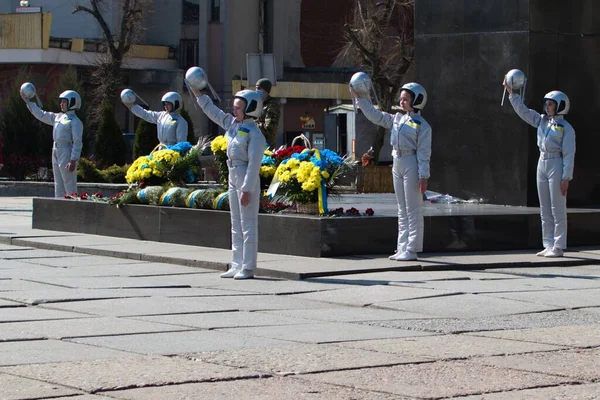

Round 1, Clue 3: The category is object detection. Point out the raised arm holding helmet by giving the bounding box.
[21,87,83,198]
[123,91,188,146]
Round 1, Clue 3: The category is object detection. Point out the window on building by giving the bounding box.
[183,0,200,23]
[179,39,199,70]
[210,0,220,23]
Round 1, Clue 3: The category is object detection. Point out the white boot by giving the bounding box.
[545,248,564,258]
[536,247,551,257]
[234,269,255,280]
[397,251,417,261]
[220,267,240,278]
[389,252,402,260]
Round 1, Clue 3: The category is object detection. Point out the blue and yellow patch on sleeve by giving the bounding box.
[237,126,250,137]
[406,119,421,130]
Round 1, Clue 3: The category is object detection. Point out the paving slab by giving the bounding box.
[0,355,263,393]
[0,373,80,399]
[297,360,576,398]
[0,339,132,366]
[0,299,24,308]
[451,383,600,399]
[472,348,600,381]
[0,264,206,279]
[472,324,600,348]
[0,287,244,305]
[0,278,74,292]
[215,321,434,344]
[167,294,337,311]
[260,307,436,322]
[0,244,33,251]
[25,274,224,289]
[107,376,406,400]
[363,309,600,334]
[392,277,561,293]
[69,330,295,355]
[204,278,350,295]
[490,265,600,279]
[0,307,91,323]
[335,333,565,360]
[0,316,192,341]
[44,396,115,400]
[18,253,143,268]
[0,248,80,260]
[374,293,560,318]
[305,269,522,286]
[528,276,600,290]
[193,343,430,374]
[418,250,600,268]
[0,264,66,279]
[0,259,41,269]
[40,296,239,317]
[484,288,600,308]
[19,255,150,267]
[289,285,458,307]
[132,311,312,329]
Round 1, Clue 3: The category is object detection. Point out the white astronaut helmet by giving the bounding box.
[400,82,427,111]
[161,91,182,113]
[59,90,81,111]
[543,90,570,115]
[233,90,263,119]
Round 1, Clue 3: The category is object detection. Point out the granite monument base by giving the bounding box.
[31,198,600,257]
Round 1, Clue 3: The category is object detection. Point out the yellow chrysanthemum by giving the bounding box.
[321,170,330,179]
[210,135,228,153]
[260,165,276,178]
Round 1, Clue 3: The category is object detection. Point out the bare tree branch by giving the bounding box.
[334,0,415,164]
[73,0,153,123]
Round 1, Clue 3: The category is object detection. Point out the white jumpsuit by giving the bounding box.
[26,102,83,198]
[357,98,432,253]
[196,94,265,271]
[509,94,576,250]
[130,105,188,146]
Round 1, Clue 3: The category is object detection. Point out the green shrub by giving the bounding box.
[132,117,158,159]
[0,69,45,180]
[94,99,126,167]
[180,107,195,143]
[101,164,128,183]
[77,157,105,182]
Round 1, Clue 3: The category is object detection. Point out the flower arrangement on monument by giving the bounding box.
[125,142,201,187]
[267,144,354,213]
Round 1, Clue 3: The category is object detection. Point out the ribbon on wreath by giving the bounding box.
[213,192,229,210]
[311,148,328,214]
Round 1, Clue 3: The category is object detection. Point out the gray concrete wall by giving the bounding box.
[415,0,599,206]
[143,0,182,47]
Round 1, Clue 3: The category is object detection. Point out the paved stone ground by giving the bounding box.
[0,197,599,399]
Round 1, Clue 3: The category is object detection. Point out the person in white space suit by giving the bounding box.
[505,78,576,258]
[124,91,188,146]
[353,82,432,261]
[22,90,83,198]
[192,87,265,279]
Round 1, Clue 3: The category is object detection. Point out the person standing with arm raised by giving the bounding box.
[353,82,432,261]
[504,77,576,258]
[191,86,265,279]
[21,88,83,198]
